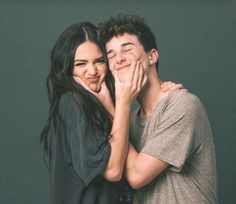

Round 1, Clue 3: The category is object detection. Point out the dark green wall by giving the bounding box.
[0,0,235,203]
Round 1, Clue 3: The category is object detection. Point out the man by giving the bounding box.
[99,15,218,204]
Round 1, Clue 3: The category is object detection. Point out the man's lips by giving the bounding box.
[116,64,131,71]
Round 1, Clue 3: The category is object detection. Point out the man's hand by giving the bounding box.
[73,76,115,117]
[160,81,184,92]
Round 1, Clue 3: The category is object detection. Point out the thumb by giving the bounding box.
[99,81,109,94]
[112,71,121,84]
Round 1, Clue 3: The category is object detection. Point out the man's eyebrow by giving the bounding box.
[121,42,134,47]
[107,42,134,54]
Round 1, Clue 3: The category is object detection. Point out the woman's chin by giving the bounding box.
[89,84,101,93]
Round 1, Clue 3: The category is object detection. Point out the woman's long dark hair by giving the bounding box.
[40,22,115,154]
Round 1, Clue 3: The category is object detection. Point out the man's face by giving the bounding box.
[105,33,150,82]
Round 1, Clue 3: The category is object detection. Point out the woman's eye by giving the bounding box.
[75,63,85,67]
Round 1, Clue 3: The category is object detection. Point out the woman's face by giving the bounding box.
[72,41,107,93]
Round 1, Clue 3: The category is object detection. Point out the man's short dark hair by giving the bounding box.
[98,14,157,53]
[98,14,159,71]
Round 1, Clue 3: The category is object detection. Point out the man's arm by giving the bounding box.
[125,143,169,189]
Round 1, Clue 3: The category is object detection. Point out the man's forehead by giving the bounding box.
[111,33,138,41]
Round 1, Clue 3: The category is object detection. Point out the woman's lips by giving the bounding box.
[87,76,99,83]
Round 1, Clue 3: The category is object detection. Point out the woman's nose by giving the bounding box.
[88,64,98,75]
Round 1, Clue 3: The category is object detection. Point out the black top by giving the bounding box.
[48,93,121,204]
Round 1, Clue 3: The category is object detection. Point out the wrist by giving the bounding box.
[116,100,132,109]
[115,103,131,117]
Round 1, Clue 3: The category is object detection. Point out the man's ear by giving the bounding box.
[149,49,159,65]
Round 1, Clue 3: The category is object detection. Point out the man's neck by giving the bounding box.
[137,70,169,117]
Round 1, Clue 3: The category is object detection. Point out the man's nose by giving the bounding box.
[115,53,126,64]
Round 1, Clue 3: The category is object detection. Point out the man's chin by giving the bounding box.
[117,74,130,83]
[117,68,132,82]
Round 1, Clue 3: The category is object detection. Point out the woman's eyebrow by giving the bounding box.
[94,56,104,62]
[74,59,87,62]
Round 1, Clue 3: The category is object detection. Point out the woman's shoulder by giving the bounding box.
[59,92,74,106]
[58,92,84,120]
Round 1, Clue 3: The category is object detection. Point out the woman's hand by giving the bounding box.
[113,58,147,106]
[102,57,147,182]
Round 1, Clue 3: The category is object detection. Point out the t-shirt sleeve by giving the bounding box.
[59,94,111,185]
[141,91,200,172]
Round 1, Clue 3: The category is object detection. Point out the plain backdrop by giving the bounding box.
[0,0,235,203]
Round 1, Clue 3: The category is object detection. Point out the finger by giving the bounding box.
[129,60,138,83]
[172,83,183,90]
[126,54,138,83]
[97,81,113,102]
[131,61,141,86]
[136,62,144,90]
[99,81,108,93]
[112,70,121,84]
[161,81,184,92]
[161,82,173,92]
[100,81,107,89]
[176,83,183,89]
[141,74,147,88]
[160,81,172,88]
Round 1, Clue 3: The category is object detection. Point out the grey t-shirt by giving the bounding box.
[130,89,218,204]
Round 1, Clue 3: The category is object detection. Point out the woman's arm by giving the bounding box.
[103,61,147,181]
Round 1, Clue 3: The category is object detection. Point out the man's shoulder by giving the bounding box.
[168,89,202,108]
[170,89,198,100]
[155,89,204,117]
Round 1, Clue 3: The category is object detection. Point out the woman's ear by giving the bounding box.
[149,49,159,65]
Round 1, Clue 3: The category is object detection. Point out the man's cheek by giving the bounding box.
[108,62,115,72]
[126,52,139,63]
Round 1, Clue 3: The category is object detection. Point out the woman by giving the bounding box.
[41,22,146,204]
